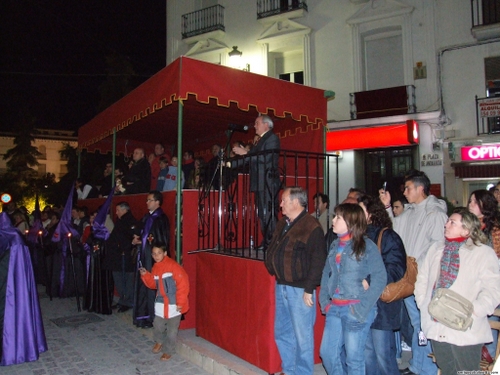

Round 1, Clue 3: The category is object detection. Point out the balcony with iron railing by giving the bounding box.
[181,5,225,40]
[471,0,500,40]
[349,85,416,120]
[257,0,308,21]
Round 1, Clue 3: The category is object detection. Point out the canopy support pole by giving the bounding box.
[112,129,116,185]
[77,149,81,178]
[323,121,327,195]
[176,100,183,265]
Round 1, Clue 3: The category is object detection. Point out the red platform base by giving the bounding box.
[196,252,325,374]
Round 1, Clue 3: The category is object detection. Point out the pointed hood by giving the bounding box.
[52,184,79,242]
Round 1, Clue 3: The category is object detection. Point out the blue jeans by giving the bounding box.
[404,295,437,375]
[365,328,400,375]
[320,304,376,375]
[395,331,402,361]
[274,284,316,375]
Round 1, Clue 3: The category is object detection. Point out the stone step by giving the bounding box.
[177,329,267,375]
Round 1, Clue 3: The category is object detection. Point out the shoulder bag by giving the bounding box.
[428,288,473,331]
[377,228,418,303]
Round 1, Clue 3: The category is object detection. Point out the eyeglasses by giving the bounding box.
[146,199,155,202]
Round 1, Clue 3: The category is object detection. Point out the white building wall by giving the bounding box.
[166,0,500,202]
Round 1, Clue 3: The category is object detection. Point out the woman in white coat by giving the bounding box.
[415,208,500,374]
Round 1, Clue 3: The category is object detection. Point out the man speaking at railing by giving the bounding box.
[231,114,281,250]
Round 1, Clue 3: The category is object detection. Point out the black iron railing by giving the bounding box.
[182,5,225,39]
[472,0,500,27]
[257,0,308,19]
[196,149,338,260]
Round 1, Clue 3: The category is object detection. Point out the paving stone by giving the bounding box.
[3,285,349,375]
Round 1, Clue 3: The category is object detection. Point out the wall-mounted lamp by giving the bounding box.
[228,46,250,72]
[228,46,242,66]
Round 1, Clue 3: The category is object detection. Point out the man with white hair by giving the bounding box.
[232,115,281,249]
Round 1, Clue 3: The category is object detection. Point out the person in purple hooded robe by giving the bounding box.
[0,212,47,366]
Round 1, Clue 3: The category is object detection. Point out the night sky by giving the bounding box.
[1,1,166,132]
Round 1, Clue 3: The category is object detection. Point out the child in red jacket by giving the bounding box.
[139,242,189,361]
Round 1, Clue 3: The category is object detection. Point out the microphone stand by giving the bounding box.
[193,130,235,253]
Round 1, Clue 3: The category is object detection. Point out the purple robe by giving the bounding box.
[0,213,47,366]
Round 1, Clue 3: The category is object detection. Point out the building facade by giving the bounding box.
[0,129,77,181]
[166,0,500,205]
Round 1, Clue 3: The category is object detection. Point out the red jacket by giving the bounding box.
[141,256,189,318]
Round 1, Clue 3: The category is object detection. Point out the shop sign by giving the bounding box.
[421,153,442,167]
[461,144,500,161]
[326,120,419,151]
[478,97,500,118]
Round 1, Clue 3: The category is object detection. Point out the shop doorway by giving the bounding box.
[364,146,416,196]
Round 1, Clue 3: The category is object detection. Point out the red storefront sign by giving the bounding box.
[326,120,419,151]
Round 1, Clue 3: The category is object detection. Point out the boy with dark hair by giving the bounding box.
[156,157,169,191]
[139,242,189,361]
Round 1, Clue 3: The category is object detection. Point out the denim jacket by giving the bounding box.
[319,237,387,323]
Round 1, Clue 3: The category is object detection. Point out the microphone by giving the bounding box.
[228,124,249,133]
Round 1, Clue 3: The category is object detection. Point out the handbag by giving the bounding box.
[377,228,418,303]
[428,288,474,331]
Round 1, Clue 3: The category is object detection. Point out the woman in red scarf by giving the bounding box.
[415,208,500,374]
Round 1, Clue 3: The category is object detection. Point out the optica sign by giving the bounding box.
[461,144,500,161]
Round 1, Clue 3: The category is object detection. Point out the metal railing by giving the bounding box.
[182,5,225,39]
[476,95,500,134]
[472,0,500,27]
[195,149,338,260]
[257,0,308,19]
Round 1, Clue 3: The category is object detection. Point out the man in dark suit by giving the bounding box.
[131,190,170,328]
[232,115,281,249]
[122,148,151,194]
[103,201,139,313]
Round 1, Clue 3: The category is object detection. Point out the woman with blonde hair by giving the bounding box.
[415,208,500,374]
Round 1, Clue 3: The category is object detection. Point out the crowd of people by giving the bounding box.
[75,137,265,201]
[0,114,279,367]
[264,174,500,375]
[4,113,500,373]
[1,189,189,364]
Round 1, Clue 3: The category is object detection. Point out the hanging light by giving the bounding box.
[228,46,242,69]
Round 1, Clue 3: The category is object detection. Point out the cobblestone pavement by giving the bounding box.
[2,290,209,375]
[1,286,410,375]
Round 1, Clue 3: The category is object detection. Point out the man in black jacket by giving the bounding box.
[232,115,281,249]
[131,190,170,328]
[264,186,326,375]
[103,201,139,313]
[122,148,151,194]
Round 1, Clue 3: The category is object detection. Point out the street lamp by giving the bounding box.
[228,46,250,71]
[228,46,242,68]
